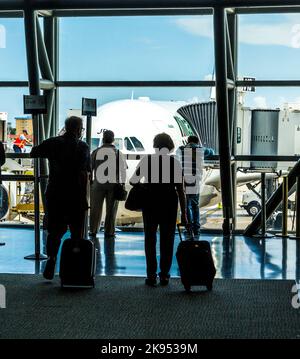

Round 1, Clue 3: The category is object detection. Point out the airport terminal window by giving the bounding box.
[58,87,212,128]
[59,15,214,81]
[91,138,99,152]
[0,88,29,152]
[0,18,27,80]
[237,86,300,158]
[238,14,300,80]
[114,138,123,150]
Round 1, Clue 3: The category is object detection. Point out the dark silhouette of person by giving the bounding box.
[89,130,127,239]
[0,141,5,167]
[30,116,91,280]
[0,141,5,246]
[177,135,204,236]
[130,133,187,287]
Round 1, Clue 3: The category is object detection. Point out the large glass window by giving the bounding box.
[59,15,214,81]
[0,18,27,80]
[238,14,300,80]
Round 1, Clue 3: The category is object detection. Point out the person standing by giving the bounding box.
[30,116,91,280]
[0,140,5,246]
[0,141,5,167]
[13,129,31,153]
[130,133,187,287]
[177,135,204,236]
[89,130,127,239]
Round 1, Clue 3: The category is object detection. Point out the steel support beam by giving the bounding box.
[57,80,215,87]
[2,0,300,11]
[23,6,43,260]
[36,18,54,82]
[214,7,234,235]
[227,11,238,230]
[53,9,213,16]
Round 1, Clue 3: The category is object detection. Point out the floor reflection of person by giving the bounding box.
[30,116,91,280]
[244,237,281,279]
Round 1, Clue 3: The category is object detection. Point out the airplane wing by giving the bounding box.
[205,171,283,191]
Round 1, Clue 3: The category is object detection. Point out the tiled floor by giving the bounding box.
[0,227,299,281]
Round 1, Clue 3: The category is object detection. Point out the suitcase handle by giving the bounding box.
[177,223,194,242]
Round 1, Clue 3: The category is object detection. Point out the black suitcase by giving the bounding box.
[59,238,96,288]
[176,224,216,292]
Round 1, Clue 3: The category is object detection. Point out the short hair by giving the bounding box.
[103,130,114,144]
[153,133,174,151]
[187,135,199,144]
[65,116,83,133]
[23,129,28,135]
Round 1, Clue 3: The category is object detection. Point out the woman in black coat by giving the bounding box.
[130,133,187,286]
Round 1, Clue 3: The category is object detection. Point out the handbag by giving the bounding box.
[125,183,148,211]
[114,183,128,201]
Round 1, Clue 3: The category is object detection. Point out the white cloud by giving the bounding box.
[175,17,213,39]
[204,73,215,81]
[0,25,6,49]
[174,16,300,48]
[187,96,206,104]
[253,96,268,108]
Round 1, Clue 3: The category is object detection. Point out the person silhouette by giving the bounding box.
[130,133,187,286]
[31,116,91,280]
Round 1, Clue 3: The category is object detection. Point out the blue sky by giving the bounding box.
[1,14,300,126]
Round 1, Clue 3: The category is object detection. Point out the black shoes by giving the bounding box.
[145,274,170,287]
[43,257,56,280]
[145,277,157,287]
[159,274,170,286]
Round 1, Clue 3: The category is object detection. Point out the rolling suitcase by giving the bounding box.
[176,224,216,292]
[59,238,96,288]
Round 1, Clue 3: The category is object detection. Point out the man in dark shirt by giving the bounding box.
[31,116,91,280]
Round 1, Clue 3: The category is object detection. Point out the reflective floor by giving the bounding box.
[0,227,299,281]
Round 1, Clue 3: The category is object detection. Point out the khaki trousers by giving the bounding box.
[89,182,119,236]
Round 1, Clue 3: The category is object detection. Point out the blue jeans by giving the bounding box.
[186,194,200,234]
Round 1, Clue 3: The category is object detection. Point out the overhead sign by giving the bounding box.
[82,98,97,117]
[23,95,47,114]
[242,77,256,92]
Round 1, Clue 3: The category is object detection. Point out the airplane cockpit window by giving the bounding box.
[114,138,123,150]
[124,137,135,152]
[91,138,100,152]
[130,137,144,151]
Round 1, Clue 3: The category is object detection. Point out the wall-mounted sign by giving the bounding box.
[23,95,47,114]
[242,77,256,92]
[82,98,97,116]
